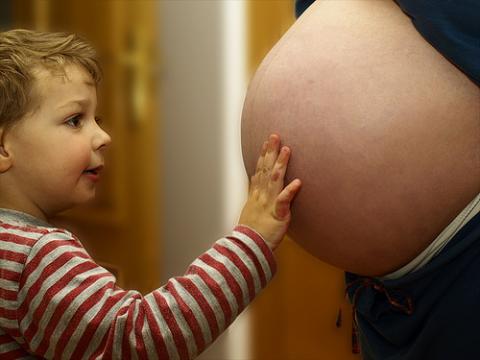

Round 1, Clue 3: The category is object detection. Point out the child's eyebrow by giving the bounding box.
[57,99,91,110]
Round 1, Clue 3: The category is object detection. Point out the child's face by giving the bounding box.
[3,64,111,218]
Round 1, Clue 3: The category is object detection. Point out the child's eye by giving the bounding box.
[65,114,83,128]
[95,116,103,125]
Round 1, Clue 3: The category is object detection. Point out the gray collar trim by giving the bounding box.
[0,208,53,228]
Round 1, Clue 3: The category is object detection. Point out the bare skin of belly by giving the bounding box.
[241,0,480,276]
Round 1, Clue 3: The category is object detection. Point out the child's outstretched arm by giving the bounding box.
[13,134,300,359]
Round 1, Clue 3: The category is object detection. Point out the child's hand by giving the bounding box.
[239,134,302,251]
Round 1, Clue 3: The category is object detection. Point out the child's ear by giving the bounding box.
[0,129,12,172]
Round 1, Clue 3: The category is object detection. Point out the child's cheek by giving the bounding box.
[70,143,93,174]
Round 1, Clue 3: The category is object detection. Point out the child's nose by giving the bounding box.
[94,126,112,151]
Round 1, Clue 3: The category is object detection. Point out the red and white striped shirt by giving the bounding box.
[0,209,276,359]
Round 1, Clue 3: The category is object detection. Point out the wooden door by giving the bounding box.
[247,2,359,359]
[12,0,161,294]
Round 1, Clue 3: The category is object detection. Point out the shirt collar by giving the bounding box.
[0,208,53,228]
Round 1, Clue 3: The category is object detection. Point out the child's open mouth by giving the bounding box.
[82,165,103,182]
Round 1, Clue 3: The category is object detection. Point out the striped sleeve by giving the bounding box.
[17,225,276,360]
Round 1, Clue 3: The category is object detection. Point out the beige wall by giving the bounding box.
[159,1,249,359]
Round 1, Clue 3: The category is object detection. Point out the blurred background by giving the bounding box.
[2,1,356,359]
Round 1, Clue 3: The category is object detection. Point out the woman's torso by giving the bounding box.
[241,0,480,275]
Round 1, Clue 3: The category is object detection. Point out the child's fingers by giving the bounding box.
[251,140,268,189]
[254,134,280,187]
[262,134,281,176]
[274,179,302,219]
[255,141,268,173]
[267,146,291,197]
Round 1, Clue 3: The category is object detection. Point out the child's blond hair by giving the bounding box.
[0,29,101,129]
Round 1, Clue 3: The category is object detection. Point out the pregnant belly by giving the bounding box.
[241,0,480,276]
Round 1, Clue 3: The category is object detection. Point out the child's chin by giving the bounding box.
[84,192,97,203]
[75,190,97,205]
